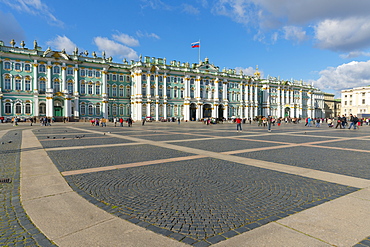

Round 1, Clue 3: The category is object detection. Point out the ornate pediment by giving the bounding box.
[43,49,71,60]
[197,63,219,73]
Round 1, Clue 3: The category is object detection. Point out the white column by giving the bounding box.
[73,67,79,96]
[184,76,190,121]
[307,91,313,118]
[195,77,201,100]
[102,70,108,119]
[33,96,39,117]
[254,84,258,117]
[74,97,79,118]
[61,63,66,91]
[224,103,228,119]
[155,74,159,121]
[299,90,303,117]
[33,62,38,93]
[46,63,52,90]
[46,95,53,117]
[64,97,71,117]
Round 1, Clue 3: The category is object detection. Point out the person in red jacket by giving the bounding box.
[236,117,242,132]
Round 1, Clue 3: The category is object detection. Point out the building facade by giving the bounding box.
[341,86,370,118]
[0,40,326,122]
[324,93,341,118]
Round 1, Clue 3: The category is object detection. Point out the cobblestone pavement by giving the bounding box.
[28,122,370,246]
[0,129,55,247]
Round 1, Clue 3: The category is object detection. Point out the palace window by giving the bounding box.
[166,87,171,98]
[25,78,31,91]
[142,85,146,96]
[112,74,117,81]
[106,74,110,80]
[96,71,100,78]
[88,105,93,115]
[15,78,22,90]
[80,104,86,115]
[96,104,101,115]
[25,64,31,72]
[150,86,155,96]
[4,78,11,90]
[362,99,366,104]
[80,82,86,94]
[190,88,194,98]
[5,103,11,114]
[15,63,21,71]
[4,61,11,70]
[126,86,130,97]
[53,66,60,74]
[67,82,73,93]
[67,67,73,75]
[174,89,178,98]
[112,105,117,115]
[88,84,93,94]
[15,103,22,114]
[25,103,31,114]
[151,75,155,81]
[158,76,162,82]
[119,105,124,115]
[112,86,117,97]
[39,80,46,93]
[39,64,46,73]
[54,81,60,92]
[119,75,124,82]
[142,74,146,81]
[96,84,100,95]
[119,86,124,97]
[39,103,46,114]
[80,69,86,77]
[88,70,93,77]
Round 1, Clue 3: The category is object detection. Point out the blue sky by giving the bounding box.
[1,0,370,97]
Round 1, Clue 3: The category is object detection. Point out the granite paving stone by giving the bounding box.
[63,157,357,244]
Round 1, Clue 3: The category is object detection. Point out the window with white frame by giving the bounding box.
[112,105,117,115]
[119,75,124,82]
[25,78,31,91]
[80,82,86,94]
[4,61,11,70]
[53,66,60,74]
[88,84,93,94]
[80,69,85,77]
[96,71,100,78]
[88,70,93,77]
[80,104,86,115]
[119,86,124,97]
[15,63,21,71]
[39,64,46,73]
[5,103,11,114]
[15,103,22,114]
[4,77,11,90]
[119,105,124,115]
[96,84,100,95]
[54,81,60,92]
[25,103,31,114]
[39,102,46,114]
[39,79,46,93]
[88,105,93,115]
[67,67,73,75]
[112,74,117,81]
[96,104,101,115]
[25,64,31,72]
[112,86,117,97]
[67,82,73,92]
[15,78,22,90]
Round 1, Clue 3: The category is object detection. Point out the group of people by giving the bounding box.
[236,115,274,132]
[333,114,360,129]
[112,117,133,127]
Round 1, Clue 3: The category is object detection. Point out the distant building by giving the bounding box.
[0,39,326,122]
[324,93,341,118]
[341,86,370,118]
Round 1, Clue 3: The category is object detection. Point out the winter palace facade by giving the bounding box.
[0,39,326,122]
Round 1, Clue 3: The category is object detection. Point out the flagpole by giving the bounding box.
[198,40,201,64]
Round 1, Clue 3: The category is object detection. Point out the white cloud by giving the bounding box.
[46,35,76,53]
[136,30,160,40]
[340,51,370,59]
[212,0,370,53]
[93,37,138,60]
[314,17,370,52]
[0,0,63,27]
[112,33,139,47]
[283,26,307,43]
[181,4,200,15]
[313,60,370,94]
[0,10,26,43]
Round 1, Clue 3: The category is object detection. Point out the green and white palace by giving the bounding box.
[0,39,326,122]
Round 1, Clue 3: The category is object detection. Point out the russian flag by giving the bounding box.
[191,41,200,48]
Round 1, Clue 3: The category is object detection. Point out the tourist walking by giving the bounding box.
[267,115,272,132]
[236,117,242,132]
[335,116,343,129]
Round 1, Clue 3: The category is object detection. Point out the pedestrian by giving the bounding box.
[267,115,272,132]
[341,115,347,128]
[119,118,123,127]
[114,117,117,127]
[127,117,133,127]
[30,118,33,126]
[142,117,146,126]
[236,117,242,132]
[334,115,343,129]
[315,118,321,127]
[178,118,180,124]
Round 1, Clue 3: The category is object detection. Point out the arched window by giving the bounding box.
[126,86,130,97]
[96,104,101,115]
[39,79,46,93]
[119,105,124,115]
[150,75,155,81]
[4,77,11,90]
[4,61,11,70]
[53,66,60,74]
[112,105,117,115]
[112,86,117,97]
[112,74,117,81]
[119,75,124,81]
[25,103,31,114]
[95,83,100,95]
[80,81,86,94]
[5,103,11,114]
[39,64,46,73]
[80,104,86,115]
[80,69,86,77]
[15,63,21,71]
[39,102,46,114]
[88,105,93,115]
[54,80,60,92]
[119,86,124,97]
[142,74,146,81]
[25,77,31,91]
[67,82,73,93]
[95,71,100,78]
[88,70,93,77]
[88,84,93,94]
[15,77,22,90]
[67,67,73,75]
[15,103,22,114]
[159,76,163,82]
[142,85,146,96]
[25,64,31,72]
